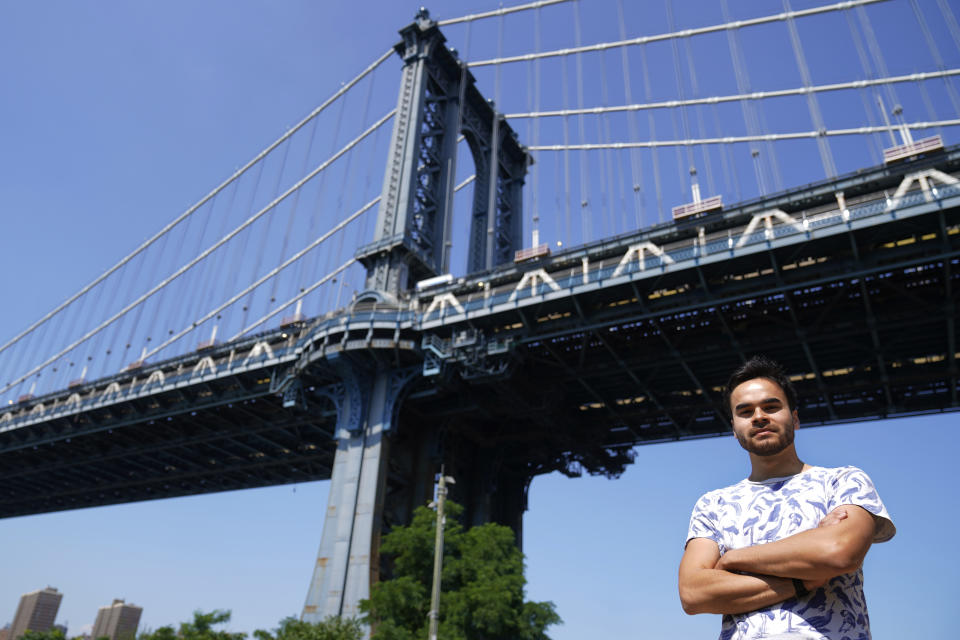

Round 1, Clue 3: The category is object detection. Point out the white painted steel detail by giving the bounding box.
[144,370,166,389]
[192,356,217,377]
[888,169,960,210]
[424,292,466,316]
[242,342,275,367]
[735,209,806,248]
[509,268,562,302]
[613,242,675,277]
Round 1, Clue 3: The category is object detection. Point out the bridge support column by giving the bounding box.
[301,362,414,622]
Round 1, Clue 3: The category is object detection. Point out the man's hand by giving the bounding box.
[798,505,849,589]
[715,505,876,583]
[819,506,849,528]
[679,538,798,615]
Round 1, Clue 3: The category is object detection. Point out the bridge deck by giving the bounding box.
[2,148,959,518]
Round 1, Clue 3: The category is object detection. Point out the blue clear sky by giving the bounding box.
[0,1,957,639]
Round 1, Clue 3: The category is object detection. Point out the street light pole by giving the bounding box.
[428,467,453,640]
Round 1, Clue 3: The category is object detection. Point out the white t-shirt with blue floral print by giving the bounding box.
[686,466,895,640]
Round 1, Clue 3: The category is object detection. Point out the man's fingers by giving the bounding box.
[818,507,849,528]
[803,576,828,591]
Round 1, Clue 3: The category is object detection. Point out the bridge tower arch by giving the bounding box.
[304,11,531,625]
[355,8,530,297]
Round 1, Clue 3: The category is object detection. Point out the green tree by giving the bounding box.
[360,501,560,640]
[21,630,65,640]
[253,616,363,640]
[138,610,244,640]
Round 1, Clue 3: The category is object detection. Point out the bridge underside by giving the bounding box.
[0,363,341,519]
[415,215,958,449]
[3,155,959,525]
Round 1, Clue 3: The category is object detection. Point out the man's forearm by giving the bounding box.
[717,525,868,581]
[679,568,797,615]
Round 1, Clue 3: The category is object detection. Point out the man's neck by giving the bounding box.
[748,447,808,482]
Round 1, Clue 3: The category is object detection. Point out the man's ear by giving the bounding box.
[792,409,800,429]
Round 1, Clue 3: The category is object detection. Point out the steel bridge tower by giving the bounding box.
[301,10,530,621]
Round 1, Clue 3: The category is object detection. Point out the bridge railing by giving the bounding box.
[418,174,960,324]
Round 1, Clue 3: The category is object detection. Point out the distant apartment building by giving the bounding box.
[1,624,11,640]
[10,587,62,640]
[90,600,141,640]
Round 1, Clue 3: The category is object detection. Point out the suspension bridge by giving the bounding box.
[2,0,959,622]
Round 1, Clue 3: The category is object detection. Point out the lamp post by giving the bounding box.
[428,468,454,640]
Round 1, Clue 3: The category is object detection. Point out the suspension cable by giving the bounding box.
[144,196,380,360]
[438,0,572,26]
[527,118,960,149]
[0,48,394,362]
[467,0,885,67]
[230,259,357,340]
[503,68,960,121]
[2,110,396,393]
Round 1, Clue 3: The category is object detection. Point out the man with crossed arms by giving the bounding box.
[679,356,895,639]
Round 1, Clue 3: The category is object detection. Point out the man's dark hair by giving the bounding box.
[723,355,799,419]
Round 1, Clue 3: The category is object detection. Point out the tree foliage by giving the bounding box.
[139,610,244,640]
[360,501,560,640]
[253,616,363,640]
[137,611,360,640]
[21,630,66,640]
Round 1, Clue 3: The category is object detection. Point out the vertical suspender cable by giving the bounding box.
[305,92,351,291]
[722,0,767,196]
[573,0,593,243]
[189,167,244,347]
[639,42,665,223]
[713,104,741,201]
[909,0,960,122]
[666,0,696,203]
[0,50,394,366]
[597,36,619,234]
[223,159,266,336]
[617,0,645,229]
[240,136,293,329]
[784,0,838,179]
[843,7,885,163]
[682,27,716,197]
[937,0,960,56]
[529,5,543,247]
[562,54,573,244]
[269,116,324,307]
[856,4,901,140]
[330,71,377,295]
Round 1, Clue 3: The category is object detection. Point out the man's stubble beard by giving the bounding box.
[736,422,796,457]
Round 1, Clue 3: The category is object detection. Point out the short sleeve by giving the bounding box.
[686,493,725,554]
[826,466,896,543]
